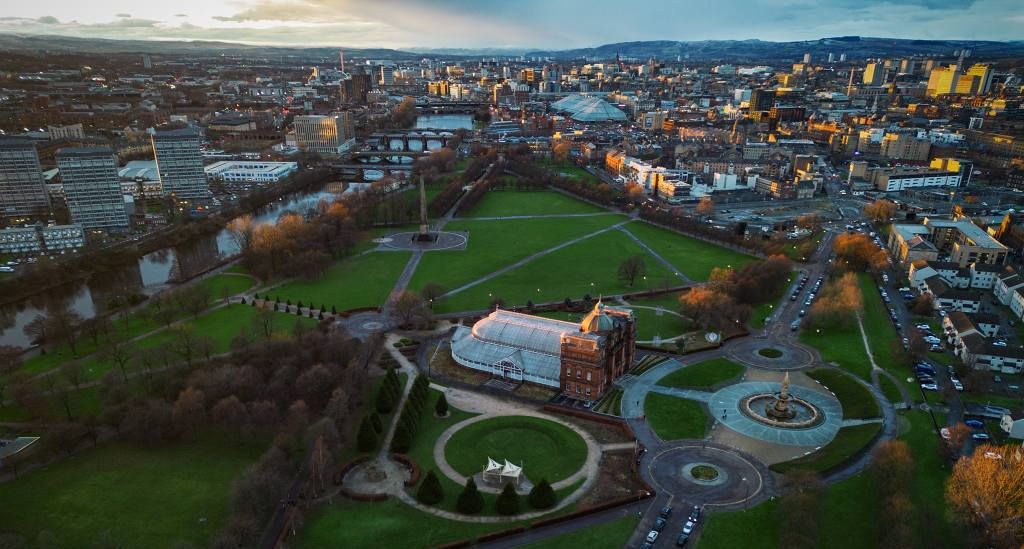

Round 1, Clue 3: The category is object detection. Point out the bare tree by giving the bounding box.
[61,361,86,390]
[226,215,257,256]
[170,324,199,367]
[696,196,715,220]
[172,387,206,437]
[617,254,647,287]
[99,334,135,381]
[391,290,429,328]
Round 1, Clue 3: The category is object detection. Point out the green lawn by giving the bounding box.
[298,499,507,549]
[656,358,745,390]
[540,304,687,341]
[519,515,639,549]
[899,410,967,549]
[805,369,881,419]
[880,374,905,405]
[770,423,881,474]
[438,228,674,313]
[0,436,264,549]
[411,214,625,299]
[538,159,603,185]
[644,393,708,441]
[272,251,411,312]
[465,190,605,217]
[858,274,919,398]
[800,323,873,381]
[817,473,880,549]
[444,416,588,483]
[697,498,779,549]
[623,222,755,281]
[199,273,256,303]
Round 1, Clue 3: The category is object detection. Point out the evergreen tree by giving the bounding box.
[376,383,396,414]
[370,412,383,433]
[416,470,444,505]
[357,416,378,452]
[456,478,484,514]
[391,422,412,453]
[496,482,520,515]
[528,479,556,509]
[435,393,449,417]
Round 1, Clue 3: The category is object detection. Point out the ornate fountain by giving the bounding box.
[740,372,823,429]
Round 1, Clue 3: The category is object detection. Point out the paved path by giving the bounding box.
[858,314,914,407]
[617,225,692,284]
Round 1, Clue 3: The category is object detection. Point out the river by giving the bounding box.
[415,114,474,131]
[0,185,345,349]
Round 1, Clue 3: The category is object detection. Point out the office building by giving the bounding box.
[47,124,85,141]
[749,89,776,112]
[56,147,130,232]
[0,138,50,221]
[927,63,992,97]
[889,218,1007,268]
[880,131,932,161]
[0,224,84,256]
[151,128,210,200]
[378,65,395,86]
[204,161,299,184]
[802,53,812,64]
[871,166,961,192]
[340,73,371,104]
[863,62,884,86]
[293,113,355,155]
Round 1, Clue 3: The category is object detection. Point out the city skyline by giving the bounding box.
[1,0,1022,50]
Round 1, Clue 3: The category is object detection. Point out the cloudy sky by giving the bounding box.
[1,0,1021,49]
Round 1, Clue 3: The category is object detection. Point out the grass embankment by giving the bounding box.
[656,358,745,390]
[644,393,708,441]
[770,423,881,474]
[272,252,411,312]
[806,369,881,419]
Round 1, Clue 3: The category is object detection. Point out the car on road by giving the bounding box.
[682,521,695,535]
[920,382,938,391]
[676,533,690,547]
[940,427,951,440]
[654,518,667,532]
[973,432,991,441]
[660,506,673,519]
[952,379,964,391]
[689,506,701,521]
[646,530,660,543]
[965,419,985,429]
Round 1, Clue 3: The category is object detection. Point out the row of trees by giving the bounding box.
[678,256,792,332]
[806,272,863,328]
[391,375,431,453]
[833,232,889,272]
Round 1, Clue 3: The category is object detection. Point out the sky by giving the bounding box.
[0,0,1021,50]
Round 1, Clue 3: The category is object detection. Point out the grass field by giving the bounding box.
[444,416,588,483]
[880,374,905,405]
[656,358,745,390]
[0,436,264,548]
[540,304,687,341]
[438,228,675,313]
[805,369,881,419]
[539,159,603,185]
[697,498,779,549]
[298,499,508,549]
[465,190,605,217]
[198,273,256,303]
[644,393,708,441]
[770,423,881,474]
[899,410,966,548]
[272,251,411,312]
[800,322,873,381]
[519,515,639,549]
[411,215,625,298]
[623,222,755,281]
[858,274,917,397]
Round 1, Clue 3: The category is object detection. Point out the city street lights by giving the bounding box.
[742,476,750,509]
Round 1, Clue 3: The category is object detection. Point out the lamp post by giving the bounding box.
[742,476,750,509]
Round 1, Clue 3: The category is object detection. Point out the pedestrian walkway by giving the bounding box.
[617,225,691,283]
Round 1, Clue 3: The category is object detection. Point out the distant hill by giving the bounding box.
[524,37,1024,61]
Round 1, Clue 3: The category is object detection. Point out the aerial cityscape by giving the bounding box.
[1,2,1024,548]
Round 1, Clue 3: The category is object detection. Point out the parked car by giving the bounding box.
[940,427,951,440]
[682,521,695,535]
[676,533,690,547]
[660,506,673,519]
[920,382,938,391]
[972,432,991,441]
[965,419,985,429]
[654,518,667,532]
[646,531,660,543]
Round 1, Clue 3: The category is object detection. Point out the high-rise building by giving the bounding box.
[827,52,835,63]
[0,138,49,221]
[839,53,847,62]
[56,147,129,232]
[802,52,812,64]
[378,65,395,86]
[293,113,354,155]
[863,62,884,86]
[926,63,992,97]
[966,64,993,95]
[151,127,210,200]
[340,73,372,104]
[880,131,932,161]
[749,89,775,112]
[142,54,152,70]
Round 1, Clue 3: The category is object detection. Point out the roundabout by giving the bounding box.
[707,380,843,446]
[726,338,816,371]
[647,444,770,508]
[379,230,468,251]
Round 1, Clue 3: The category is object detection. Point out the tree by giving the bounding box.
[421,283,446,307]
[435,393,449,417]
[696,196,715,219]
[172,387,206,437]
[625,182,645,202]
[678,287,750,331]
[552,142,572,164]
[99,329,135,381]
[617,254,647,287]
[495,482,520,515]
[391,421,412,453]
[227,215,258,256]
[456,477,485,514]
[416,470,444,505]
[945,422,973,457]
[528,478,556,509]
[357,415,378,452]
[177,285,211,319]
[864,199,897,223]
[391,290,430,328]
[211,395,249,433]
[370,411,383,433]
[911,293,935,315]
[170,323,199,366]
[60,361,85,390]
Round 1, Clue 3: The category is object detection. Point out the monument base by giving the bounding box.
[412,232,438,242]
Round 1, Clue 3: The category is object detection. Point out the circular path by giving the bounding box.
[726,338,816,370]
[379,230,468,251]
[707,381,843,447]
[646,442,773,508]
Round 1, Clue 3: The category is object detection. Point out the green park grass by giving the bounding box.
[800,322,873,381]
[519,514,639,549]
[410,214,625,298]
[444,416,587,484]
[697,498,779,549]
[298,499,507,549]
[198,273,256,303]
[626,306,688,341]
[899,410,966,548]
[623,222,755,281]
[224,263,249,275]
[0,436,264,549]
[770,423,882,474]
[437,229,674,313]
[538,158,603,185]
[272,251,411,312]
[880,374,905,405]
[805,369,881,419]
[644,393,708,441]
[858,274,914,389]
[465,190,605,217]
[656,358,744,390]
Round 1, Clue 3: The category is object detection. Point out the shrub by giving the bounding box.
[391,422,412,453]
[495,483,520,515]
[456,478,485,514]
[416,470,444,505]
[370,412,383,433]
[528,478,556,509]
[357,416,378,452]
[435,393,449,416]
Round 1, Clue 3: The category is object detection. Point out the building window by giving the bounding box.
[586,388,591,396]
[576,369,581,378]
[586,371,592,381]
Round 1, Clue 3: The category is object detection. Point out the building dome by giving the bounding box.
[580,301,617,333]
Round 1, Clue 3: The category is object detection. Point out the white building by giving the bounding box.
[873,168,961,192]
[152,127,210,200]
[204,161,299,184]
[47,124,85,141]
[0,224,84,255]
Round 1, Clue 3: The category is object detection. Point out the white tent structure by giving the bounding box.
[481,457,524,487]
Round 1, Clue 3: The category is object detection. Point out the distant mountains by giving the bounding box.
[524,37,1024,61]
[1,33,1023,62]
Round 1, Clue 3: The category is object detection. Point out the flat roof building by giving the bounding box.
[151,127,210,200]
[0,138,50,221]
[204,161,299,184]
[56,147,130,233]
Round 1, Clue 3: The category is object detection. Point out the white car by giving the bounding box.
[682,521,695,535]
[646,530,660,543]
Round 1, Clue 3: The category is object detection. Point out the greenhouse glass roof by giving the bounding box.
[550,95,627,122]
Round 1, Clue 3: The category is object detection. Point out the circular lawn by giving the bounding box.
[758,348,784,359]
[443,416,587,483]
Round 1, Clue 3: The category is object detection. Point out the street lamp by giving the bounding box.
[742,476,750,509]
